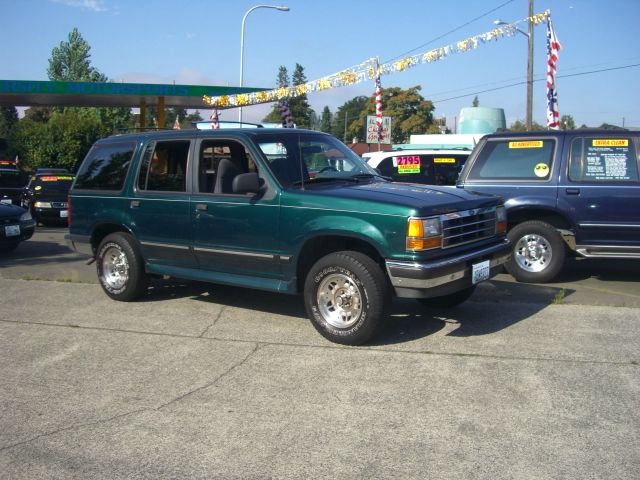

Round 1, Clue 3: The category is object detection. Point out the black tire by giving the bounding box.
[505,220,566,283]
[304,251,388,345]
[418,285,477,309]
[96,232,149,301]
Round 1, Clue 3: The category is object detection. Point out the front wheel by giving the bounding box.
[96,232,149,301]
[505,220,566,283]
[304,251,388,345]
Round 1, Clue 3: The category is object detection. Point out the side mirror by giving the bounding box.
[232,172,261,194]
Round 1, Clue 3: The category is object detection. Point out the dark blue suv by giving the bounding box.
[457,130,640,283]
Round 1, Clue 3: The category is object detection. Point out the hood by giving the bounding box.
[292,180,500,215]
[0,202,27,218]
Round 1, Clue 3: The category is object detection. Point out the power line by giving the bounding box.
[383,0,517,64]
[431,63,640,103]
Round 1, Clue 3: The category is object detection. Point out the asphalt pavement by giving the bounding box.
[0,227,638,479]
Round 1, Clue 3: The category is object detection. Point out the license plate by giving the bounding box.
[472,260,491,284]
[5,225,20,237]
[0,198,11,205]
[60,210,68,218]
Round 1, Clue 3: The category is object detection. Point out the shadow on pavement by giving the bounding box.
[142,277,569,346]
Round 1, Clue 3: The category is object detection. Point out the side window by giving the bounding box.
[197,140,250,194]
[74,142,135,190]
[568,137,638,182]
[468,139,555,180]
[137,140,190,192]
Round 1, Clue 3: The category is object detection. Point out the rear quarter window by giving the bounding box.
[568,137,639,182]
[468,139,555,180]
[74,142,136,190]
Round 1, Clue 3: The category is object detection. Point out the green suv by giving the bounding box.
[67,129,510,345]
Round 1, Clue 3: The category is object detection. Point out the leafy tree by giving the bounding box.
[320,106,332,133]
[472,96,479,107]
[23,107,52,123]
[47,28,132,135]
[560,115,575,130]
[48,28,106,82]
[352,86,435,144]
[0,107,19,138]
[330,96,369,142]
[509,119,546,131]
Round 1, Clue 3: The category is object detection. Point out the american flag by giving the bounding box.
[374,68,383,141]
[210,109,220,129]
[546,18,561,130]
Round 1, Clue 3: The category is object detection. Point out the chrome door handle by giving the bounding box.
[565,188,580,195]
[196,203,208,211]
[130,200,140,208]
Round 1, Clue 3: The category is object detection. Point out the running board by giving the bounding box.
[575,245,640,259]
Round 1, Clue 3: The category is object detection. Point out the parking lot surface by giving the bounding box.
[0,228,639,479]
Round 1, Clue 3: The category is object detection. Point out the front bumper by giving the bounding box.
[385,239,511,299]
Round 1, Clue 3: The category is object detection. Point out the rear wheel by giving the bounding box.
[304,251,388,345]
[96,232,149,301]
[505,220,566,283]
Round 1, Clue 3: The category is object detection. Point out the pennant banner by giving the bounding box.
[204,11,551,109]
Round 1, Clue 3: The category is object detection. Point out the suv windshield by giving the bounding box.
[255,132,379,187]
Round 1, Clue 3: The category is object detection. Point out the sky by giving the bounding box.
[3,0,640,130]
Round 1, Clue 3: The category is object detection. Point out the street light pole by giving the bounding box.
[239,4,290,125]
[526,0,534,131]
[495,0,534,131]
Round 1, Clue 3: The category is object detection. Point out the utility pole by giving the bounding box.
[526,0,534,131]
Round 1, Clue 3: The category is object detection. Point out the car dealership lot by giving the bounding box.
[0,228,639,479]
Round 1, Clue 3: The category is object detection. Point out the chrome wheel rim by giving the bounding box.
[101,245,129,290]
[317,273,363,329]
[514,233,552,273]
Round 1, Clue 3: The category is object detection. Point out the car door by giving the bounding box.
[560,134,640,250]
[131,139,197,269]
[190,137,284,284]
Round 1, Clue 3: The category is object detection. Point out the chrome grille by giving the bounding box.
[441,207,497,248]
[51,202,68,208]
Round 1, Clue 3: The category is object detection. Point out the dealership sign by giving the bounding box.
[366,115,392,144]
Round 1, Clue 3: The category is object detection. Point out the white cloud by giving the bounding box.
[51,0,107,12]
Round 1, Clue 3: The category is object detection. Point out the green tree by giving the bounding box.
[353,86,435,144]
[330,96,368,142]
[560,115,575,130]
[262,64,315,128]
[263,66,290,124]
[472,96,479,107]
[288,63,313,128]
[0,107,19,138]
[47,28,132,135]
[23,107,52,123]
[320,106,332,133]
[48,28,106,82]
[509,119,546,131]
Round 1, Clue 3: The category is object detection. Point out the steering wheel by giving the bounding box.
[319,166,338,173]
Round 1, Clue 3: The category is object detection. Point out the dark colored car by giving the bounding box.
[0,203,35,252]
[22,172,75,225]
[0,168,30,206]
[67,128,510,345]
[457,130,640,283]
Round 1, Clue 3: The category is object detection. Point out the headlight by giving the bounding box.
[34,201,52,208]
[20,210,33,221]
[495,205,507,234]
[406,216,442,251]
